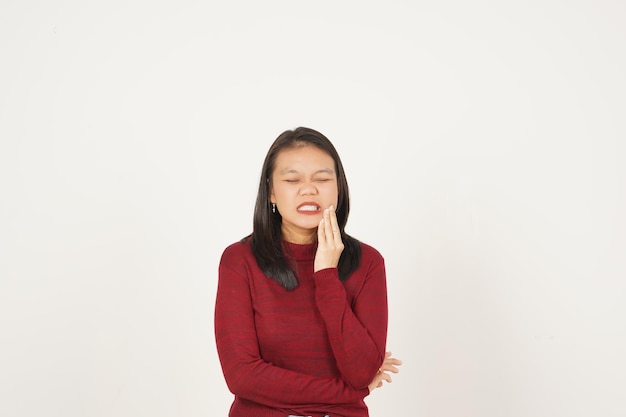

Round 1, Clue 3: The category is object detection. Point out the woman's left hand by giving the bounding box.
[314,205,344,272]
[368,352,402,393]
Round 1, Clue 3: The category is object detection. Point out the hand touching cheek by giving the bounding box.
[314,206,344,272]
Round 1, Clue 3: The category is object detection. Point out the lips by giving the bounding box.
[297,202,321,213]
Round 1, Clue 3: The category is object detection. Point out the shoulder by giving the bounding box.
[218,238,262,282]
[358,241,384,264]
[220,238,254,265]
[350,240,385,277]
[345,241,386,291]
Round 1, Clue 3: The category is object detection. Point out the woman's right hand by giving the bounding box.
[368,352,402,393]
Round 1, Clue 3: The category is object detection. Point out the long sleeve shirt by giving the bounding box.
[214,239,388,417]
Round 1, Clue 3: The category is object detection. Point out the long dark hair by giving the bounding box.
[248,127,361,290]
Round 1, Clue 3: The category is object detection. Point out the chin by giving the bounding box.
[293,218,322,231]
[301,220,322,230]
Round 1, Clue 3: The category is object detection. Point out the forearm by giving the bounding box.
[314,262,388,389]
[217,345,367,407]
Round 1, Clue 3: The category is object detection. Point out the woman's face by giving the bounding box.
[270,145,339,244]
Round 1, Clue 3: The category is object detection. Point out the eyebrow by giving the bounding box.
[278,168,335,175]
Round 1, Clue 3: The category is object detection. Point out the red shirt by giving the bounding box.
[215,239,388,417]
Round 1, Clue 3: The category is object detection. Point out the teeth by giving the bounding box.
[298,205,319,212]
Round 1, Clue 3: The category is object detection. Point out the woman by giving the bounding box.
[215,127,401,417]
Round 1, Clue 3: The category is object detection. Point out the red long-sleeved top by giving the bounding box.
[214,239,388,417]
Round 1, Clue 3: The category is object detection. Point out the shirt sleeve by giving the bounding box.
[214,249,369,408]
[313,249,388,390]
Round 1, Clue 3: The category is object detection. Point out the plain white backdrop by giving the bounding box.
[1,1,625,416]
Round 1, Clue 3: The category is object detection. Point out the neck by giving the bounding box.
[281,225,317,244]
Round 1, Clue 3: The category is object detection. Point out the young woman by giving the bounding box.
[215,127,401,417]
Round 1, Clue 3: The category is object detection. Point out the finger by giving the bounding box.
[323,207,333,242]
[317,217,326,244]
[381,364,400,374]
[383,354,402,364]
[379,372,392,384]
[328,205,342,242]
[381,361,400,371]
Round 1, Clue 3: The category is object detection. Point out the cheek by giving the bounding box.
[325,184,340,202]
[271,185,291,201]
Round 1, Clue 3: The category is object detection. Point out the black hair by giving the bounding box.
[248,127,361,290]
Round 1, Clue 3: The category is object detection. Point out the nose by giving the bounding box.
[299,181,318,196]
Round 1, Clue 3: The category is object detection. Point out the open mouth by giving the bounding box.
[297,203,321,213]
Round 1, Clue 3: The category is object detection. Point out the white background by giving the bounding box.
[1,1,625,416]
